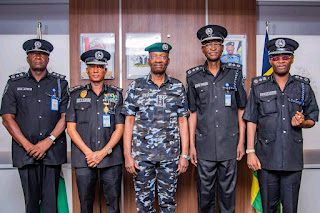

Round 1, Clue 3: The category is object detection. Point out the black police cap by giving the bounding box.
[225,41,235,46]
[265,38,299,56]
[80,49,111,65]
[197,25,228,43]
[23,39,53,55]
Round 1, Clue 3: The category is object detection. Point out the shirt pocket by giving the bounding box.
[17,92,33,108]
[258,132,276,144]
[196,86,209,104]
[259,95,277,114]
[75,102,92,124]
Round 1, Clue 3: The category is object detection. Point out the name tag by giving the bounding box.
[225,93,232,107]
[51,97,59,111]
[103,114,111,127]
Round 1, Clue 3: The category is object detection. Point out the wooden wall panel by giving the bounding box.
[69,0,257,212]
[208,1,257,213]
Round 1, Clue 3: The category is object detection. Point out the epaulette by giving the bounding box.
[252,76,271,86]
[107,85,123,93]
[293,75,310,84]
[186,65,203,77]
[68,85,84,93]
[9,72,28,81]
[50,72,66,80]
[223,62,242,70]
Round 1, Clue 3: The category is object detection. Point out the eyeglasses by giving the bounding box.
[202,43,222,49]
[270,55,293,61]
[149,55,168,60]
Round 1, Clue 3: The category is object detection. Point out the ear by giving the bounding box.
[86,67,89,75]
[147,57,151,66]
[104,67,108,75]
[291,55,294,63]
[167,57,170,65]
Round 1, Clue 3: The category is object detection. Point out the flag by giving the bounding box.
[261,29,273,76]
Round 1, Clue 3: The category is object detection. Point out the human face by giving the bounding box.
[86,64,107,82]
[27,51,49,72]
[201,40,224,62]
[226,45,235,55]
[148,52,170,75]
[269,54,294,76]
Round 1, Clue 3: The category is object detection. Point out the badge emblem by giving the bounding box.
[34,41,42,49]
[275,39,286,48]
[95,51,104,60]
[80,90,87,98]
[205,28,213,36]
[162,43,168,51]
[103,102,109,114]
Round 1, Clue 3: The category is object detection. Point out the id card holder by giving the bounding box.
[225,93,232,107]
[51,97,59,111]
[103,114,111,127]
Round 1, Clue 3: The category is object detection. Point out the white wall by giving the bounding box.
[256,35,320,150]
[0,35,70,152]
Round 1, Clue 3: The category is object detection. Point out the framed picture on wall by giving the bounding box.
[221,35,247,79]
[80,33,115,79]
[126,33,161,79]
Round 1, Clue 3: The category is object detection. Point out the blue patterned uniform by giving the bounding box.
[221,54,242,64]
[122,73,189,213]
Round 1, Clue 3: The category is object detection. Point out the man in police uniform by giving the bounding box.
[0,38,68,212]
[221,41,242,64]
[186,25,247,213]
[243,38,319,213]
[122,42,189,213]
[66,49,124,213]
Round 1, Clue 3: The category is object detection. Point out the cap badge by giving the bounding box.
[275,39,286,48]
[95,51,104,60]
[162,43,168,51]
[205,28,213,36]
[34,41,42,49]
[80,90,87,98]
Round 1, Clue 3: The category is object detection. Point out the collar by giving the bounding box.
[203,61,224,76]
[270,73,294,84]
[27,69,50,80]
[146,72,171,85]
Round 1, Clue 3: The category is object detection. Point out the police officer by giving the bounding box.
[186,25,247,213]
[66,49,124,213]
[0,37,68,212]
[221,42,242,64]
[122,42,189,213]
[243,38,319,213]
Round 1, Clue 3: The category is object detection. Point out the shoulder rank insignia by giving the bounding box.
[107,85,123,93]
[51,72,66,80]
[223,62,242,70]
[186,65,203,77]
[293,75,310,84]
[68,85,84,93]
[9,72,28,81]
[252,76,271,86]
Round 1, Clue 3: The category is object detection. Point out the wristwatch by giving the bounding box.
[106,146,112,155]
[180,154,189,160]
[246,149,255,154]
[48,135,56,144]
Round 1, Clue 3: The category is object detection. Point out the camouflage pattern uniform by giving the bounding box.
[122,73,189,213]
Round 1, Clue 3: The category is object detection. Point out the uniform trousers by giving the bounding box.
[75,165,122,213]
[18,163,61,213]
[258,169,302,213]
[197,158,237,213]
[134,160,178,213]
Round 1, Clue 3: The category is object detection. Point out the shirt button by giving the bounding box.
[81,108,84,110]
[97,112,100,115]
[282,105,285,108]
[216,125,219,128]
[215,110,218,112]
[39,116,42,119]
[97,100,99,102]
[282,93,284,96]
[22,95,26,98]
[38,100,41,103]
[98,127,101,130]
[283,130,286,134]
[97,141,101,144]
[283,117,286,120]
[39,133,43,136]
[213,83,215,85]
[199,133,202,137]
[215,96,217,99]
[38,85,40,88]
